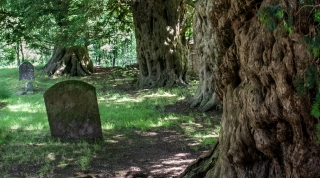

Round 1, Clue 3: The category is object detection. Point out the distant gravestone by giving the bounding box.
[19,61,34,80]
[43,80,103,141]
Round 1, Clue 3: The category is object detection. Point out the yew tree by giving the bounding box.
[1,0,133,76]
[181,0,320,177]
[131,0,189,88]
[42,0,96,76]
[188,0,220,111]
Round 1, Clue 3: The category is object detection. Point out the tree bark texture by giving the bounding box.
[181,0,320,177]
[188,0,222,111]
[44,46,93,77]
[131,0,188,88]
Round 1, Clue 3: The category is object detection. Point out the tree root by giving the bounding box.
[179,141,219,178]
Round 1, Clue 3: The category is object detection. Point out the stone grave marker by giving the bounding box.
[25,81,34,94]
[43,80,103,141]
[19,61,34,80]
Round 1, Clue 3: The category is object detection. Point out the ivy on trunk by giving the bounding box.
[181,0,320,177]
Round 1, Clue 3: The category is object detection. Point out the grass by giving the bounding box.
[0,66,220,177]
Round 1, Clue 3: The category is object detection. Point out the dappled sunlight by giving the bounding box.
[47,153,56,161]
[7,103,44,113]
[6,98,46,114]
[194,133,218,139]
[10,124,21,130]
[105,139,119,143]
[143,92,176,98]
[0,66,219,177]
[101,122,115,130]
[148,153,196,177]
[149,120,166,128]
[115,97,143,103]
[24,123,45,131]
[135,130,158,136]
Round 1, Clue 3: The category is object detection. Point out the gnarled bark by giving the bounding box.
[44,46,93,77]
[182,0,320,177]
[131,0,188,88]
[188,1,222,111]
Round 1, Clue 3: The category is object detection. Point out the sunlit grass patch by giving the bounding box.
[0,66,220,177]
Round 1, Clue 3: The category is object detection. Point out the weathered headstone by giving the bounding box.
[19,61,34,80]
[43,80,103,141]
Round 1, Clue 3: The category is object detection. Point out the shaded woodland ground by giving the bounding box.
[0,66,222,178]
[73,67,222,178]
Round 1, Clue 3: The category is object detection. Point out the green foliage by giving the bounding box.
[283,14,293,34]
[294,65,320,119]
[257,5,284,31]
[306,65,319,88]
[0,0,135,49]
[0,0,139,68]
[257,5,293,34]
[315,10,320,23]
[0,45,16,67]
[305,29,320,58]
[294,75,307,95]
[311,101,320,118]
[294,65,319,96]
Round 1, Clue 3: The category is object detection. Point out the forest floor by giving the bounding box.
[71,66,222,178]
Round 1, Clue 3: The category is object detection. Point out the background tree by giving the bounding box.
[181,0,320,177]
[130,0,189,88]
[42,0,97,76]
[0,0,136,75]
[187,0,220,111]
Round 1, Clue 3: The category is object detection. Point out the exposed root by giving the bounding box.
[179,141,219,178]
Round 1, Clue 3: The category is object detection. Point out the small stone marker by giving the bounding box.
[43,80,103,141]
[19,61,34,80]
[25,81,34,94]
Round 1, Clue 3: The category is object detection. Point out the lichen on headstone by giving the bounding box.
[43,80,103,141]
[19,62,34,81]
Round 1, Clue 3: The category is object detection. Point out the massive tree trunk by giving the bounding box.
[131,0,188,88]
[188,1,221,111]
[44,46,93,76]
[181,0,320,177]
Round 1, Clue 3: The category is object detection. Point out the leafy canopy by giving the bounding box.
[0,0,134,48]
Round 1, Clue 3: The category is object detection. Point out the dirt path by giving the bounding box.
[42,66,222,178]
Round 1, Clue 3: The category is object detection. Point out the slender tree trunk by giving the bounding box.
[131,0,188,88]
[181,0,320,177]
[20,42,24,62]
[16,42,20,66]
[44,46,93,76]
[112,48,117,67]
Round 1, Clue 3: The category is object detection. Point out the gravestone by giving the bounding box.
[43,80,103,141]
[19,61,34,80]
[25,81,34,94]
